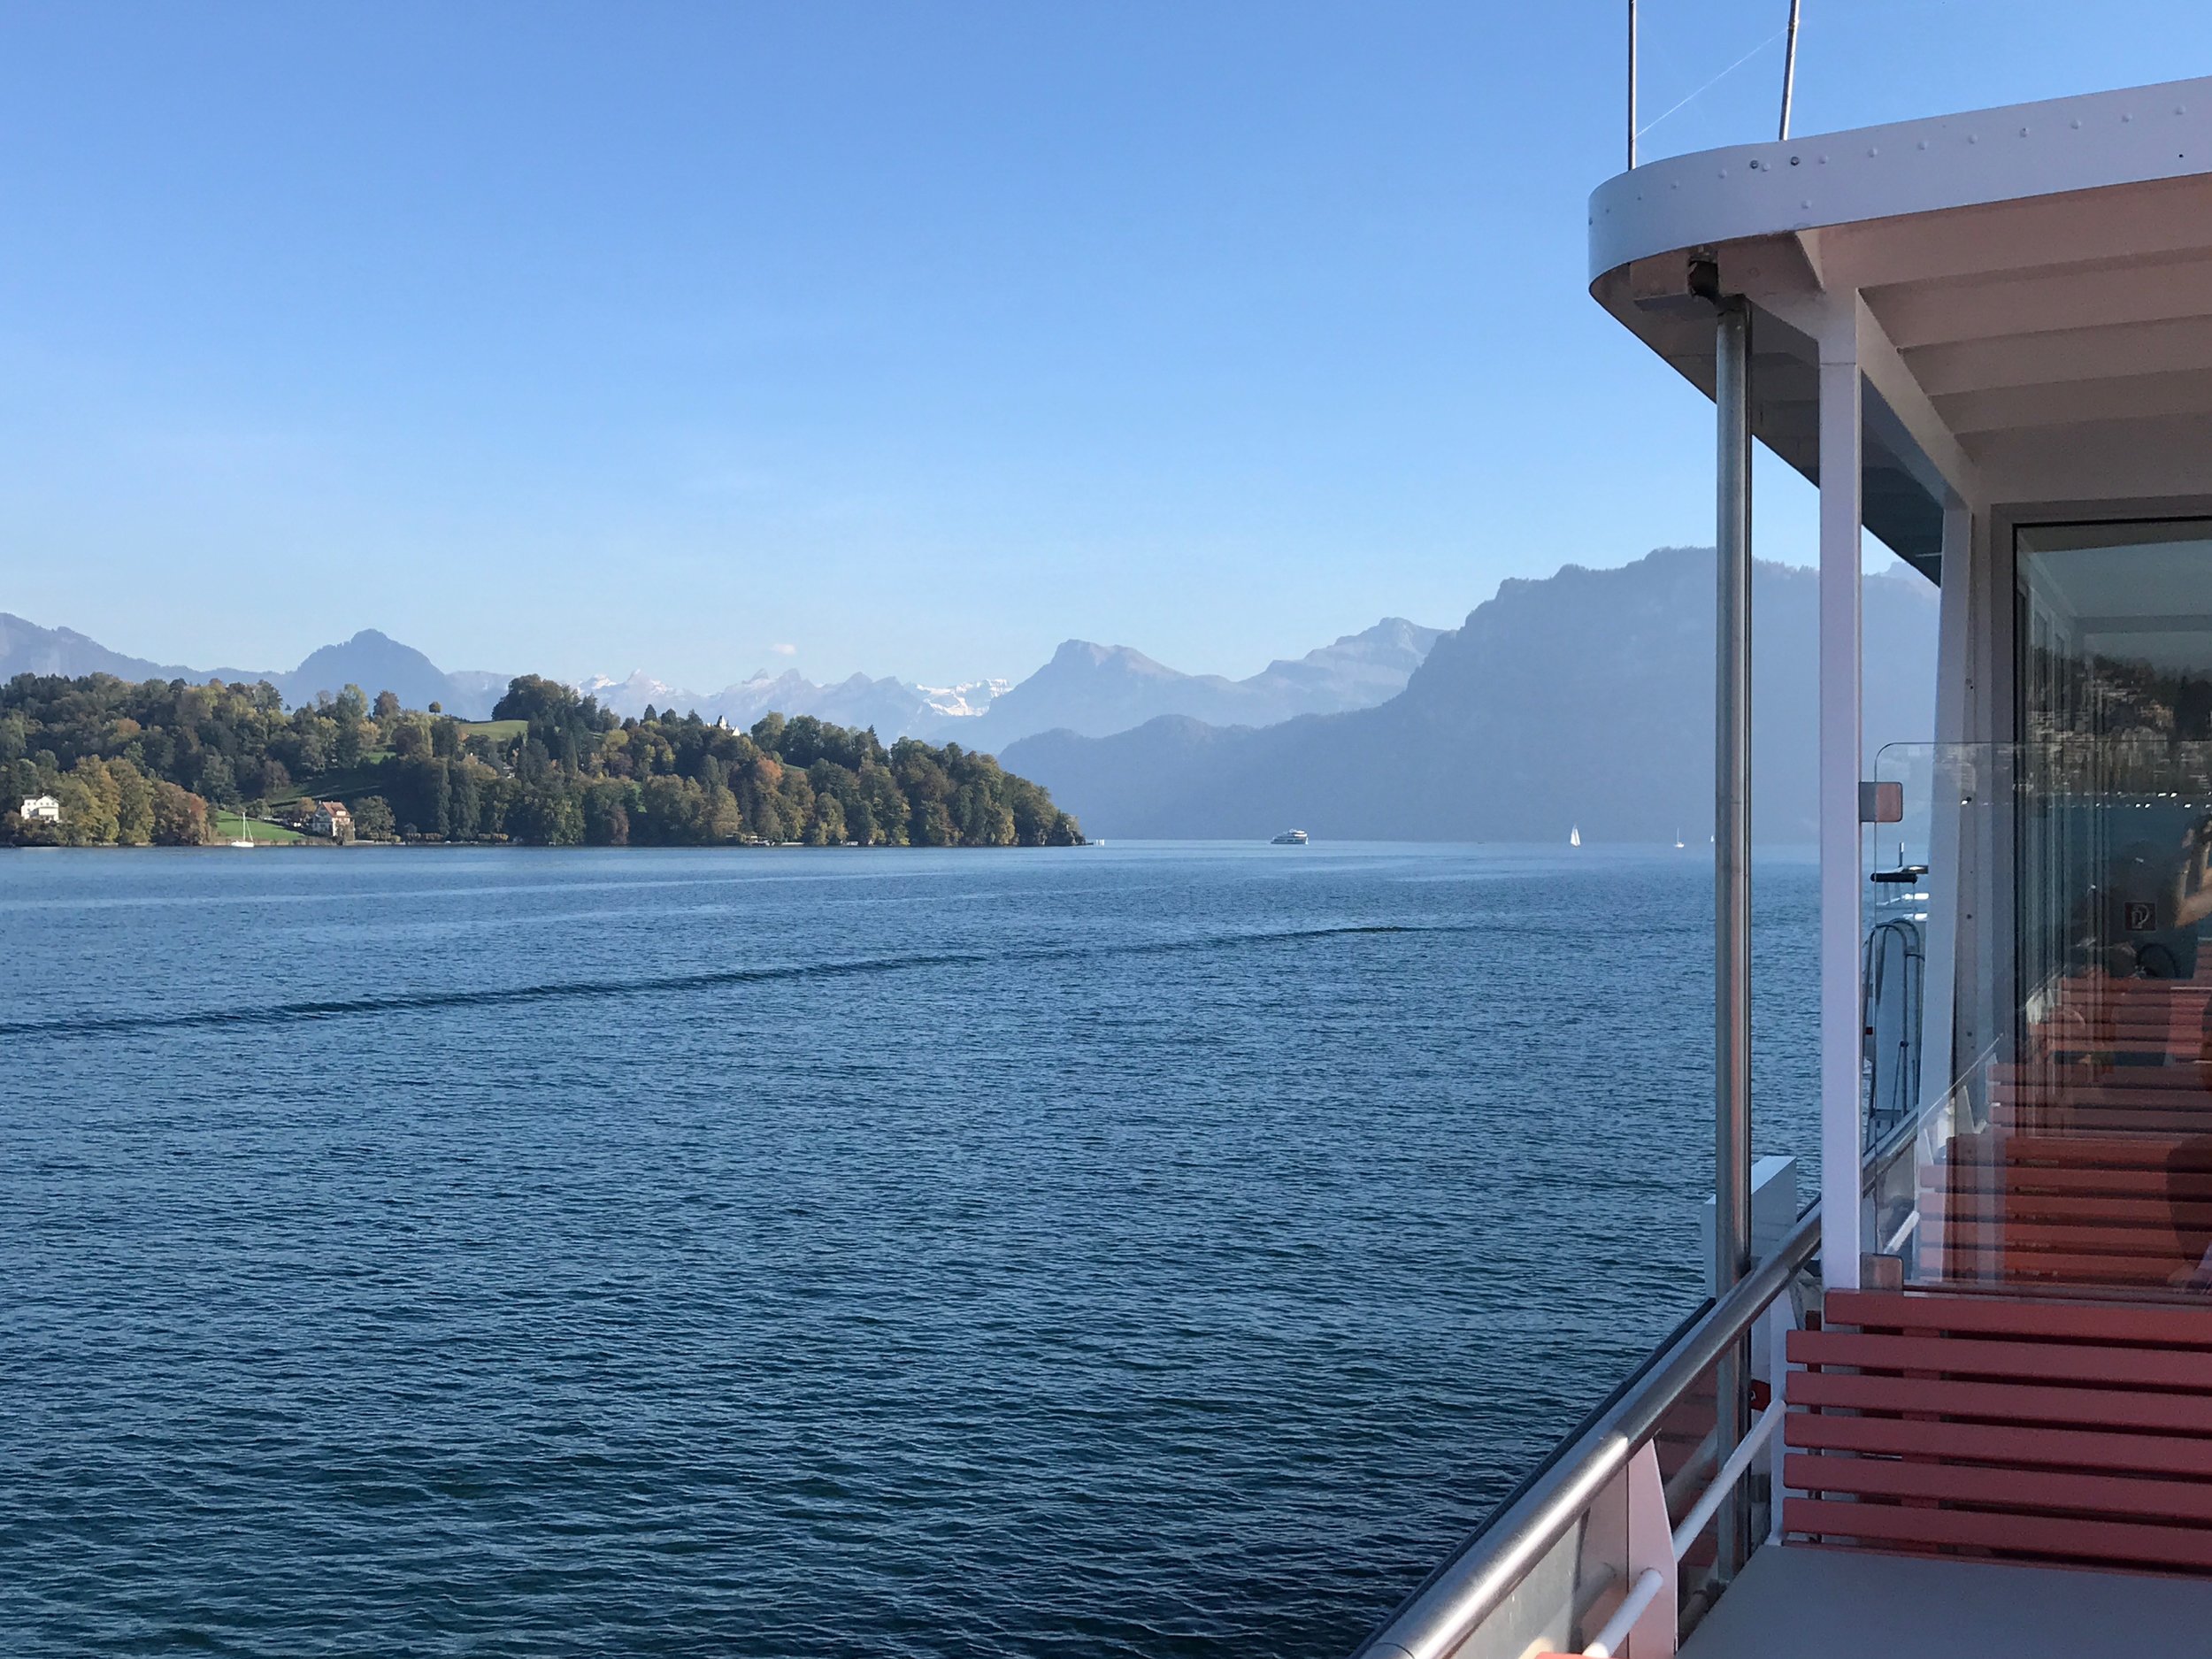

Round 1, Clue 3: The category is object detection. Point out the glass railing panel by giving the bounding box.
[1862,741,2212,1300]
[1440,1486,1629,1659]
[1653,1342,1743,1608]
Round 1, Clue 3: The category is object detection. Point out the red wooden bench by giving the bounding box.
[1924,967,2212,1289]
[1785,1290,2212,1570]
[1924,1133,2212,1288]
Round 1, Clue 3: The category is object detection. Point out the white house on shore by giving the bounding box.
[308,800,355,844]
[19,794,60,824]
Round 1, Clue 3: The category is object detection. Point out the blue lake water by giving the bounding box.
[0,842,1817,1657]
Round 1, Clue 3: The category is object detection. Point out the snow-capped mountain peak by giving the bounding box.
[916,679,1010,719]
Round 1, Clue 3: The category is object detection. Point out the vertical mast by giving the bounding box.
[1778,0,1802,140]
[1627,0,1639,169]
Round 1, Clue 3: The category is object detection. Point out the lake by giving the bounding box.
[0,842,1817,1657]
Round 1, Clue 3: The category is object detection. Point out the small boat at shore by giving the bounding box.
[1270,829,1309,846]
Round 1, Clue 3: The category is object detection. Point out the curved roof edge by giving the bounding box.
[1589,75,2212,284]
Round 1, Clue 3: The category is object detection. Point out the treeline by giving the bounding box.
[1,672,1082,849]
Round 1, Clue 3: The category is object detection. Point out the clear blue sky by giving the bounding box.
[3,3,2205,688]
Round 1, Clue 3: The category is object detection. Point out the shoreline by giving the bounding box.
[4,838,1090,852]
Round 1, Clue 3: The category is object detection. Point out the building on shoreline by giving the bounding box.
[19,794,60,825]
[308,800,355,844]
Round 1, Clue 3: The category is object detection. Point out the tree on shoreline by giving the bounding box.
[2,672,1082,849]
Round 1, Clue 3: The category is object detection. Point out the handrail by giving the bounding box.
[1576,1402,1782,1659]
[1582,1567,1663,1659]
[1670,1403,1779,1561]
[1349,1204,1820,1659]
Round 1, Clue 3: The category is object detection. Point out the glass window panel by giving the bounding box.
[1862,520,2212,1302]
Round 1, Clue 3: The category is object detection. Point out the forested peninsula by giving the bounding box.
[2,672,1083,849]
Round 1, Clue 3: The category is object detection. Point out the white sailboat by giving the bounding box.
[1569,825,1581,848]
[228,810,255,849]
[1674,827,1686,849]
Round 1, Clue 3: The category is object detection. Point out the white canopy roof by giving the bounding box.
[1589,75,2212,553]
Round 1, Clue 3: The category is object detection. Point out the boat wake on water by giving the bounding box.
[0,920,1475,1042]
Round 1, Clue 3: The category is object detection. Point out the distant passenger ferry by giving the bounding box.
[1269,829,1308,846]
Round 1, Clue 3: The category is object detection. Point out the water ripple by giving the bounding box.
[0,845,1819,1658]
[0,923,1455,1041]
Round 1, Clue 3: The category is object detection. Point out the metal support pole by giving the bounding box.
[1778,0,1802,141]
[1627,0,1639,169]
[1713,298,1755,1583]
[1817,309,1866,1287]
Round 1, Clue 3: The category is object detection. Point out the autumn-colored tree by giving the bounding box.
[150,781,208,845]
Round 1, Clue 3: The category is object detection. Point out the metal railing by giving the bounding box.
[1350,1207,1820,1659]
[1625,0,1806,167]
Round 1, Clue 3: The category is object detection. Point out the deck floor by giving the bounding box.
[1678,1542,2212,1658]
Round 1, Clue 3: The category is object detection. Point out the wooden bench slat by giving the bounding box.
[2034,1022,2212,1033]
[2033,1010,2212,1020]
[1784,1451,2212,1523]
[1995,1091,2212,1113]
[1786,1369,2212,1434]
[1923,1256,2190,1289]
[1968,1135,2210,1167]
[1996,1063,2212,1087]
[1784,1409,2212,1476]
[1924,1261,2198,1293]
[1932,1268,2190,1292]
[1925,1219,2208,1254]
[1784,1497,2212,1570]
[1933,1244,2202,1281]
[1822,1292,2212,1343]
[2030,1042,2212,1053]
[1993,1101,2212,1120]
[1997,1067,2212,1086]
[1993,1110,2212,1136]
[1928,1193,2212,1226]
[2001,1076,2212,1090]
[1936,1166,2212,1200]
[1791,1328,2212,1386]
[2024,1017,2194,1033]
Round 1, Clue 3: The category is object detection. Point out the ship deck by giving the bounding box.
[1680,1541,2212,1658]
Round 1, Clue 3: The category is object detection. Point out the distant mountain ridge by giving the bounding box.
[0,615,509,718]
[576,666,1002,737]
[1002,549,1940,843]
[6,561,1929,841]
[3,609,1445,746]
[284,631,499,716]
[955,618,1445,749]
[572,616,1444,744]
[0,612,264,687]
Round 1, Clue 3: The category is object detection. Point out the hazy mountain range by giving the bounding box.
[0,615,510,718]
[573,618,1445,745]
[1002,548,1940,843]
[7,553,1938,843]
[951,618,1446,748]
[0,611,1445,747]
[575,667,1013,736]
